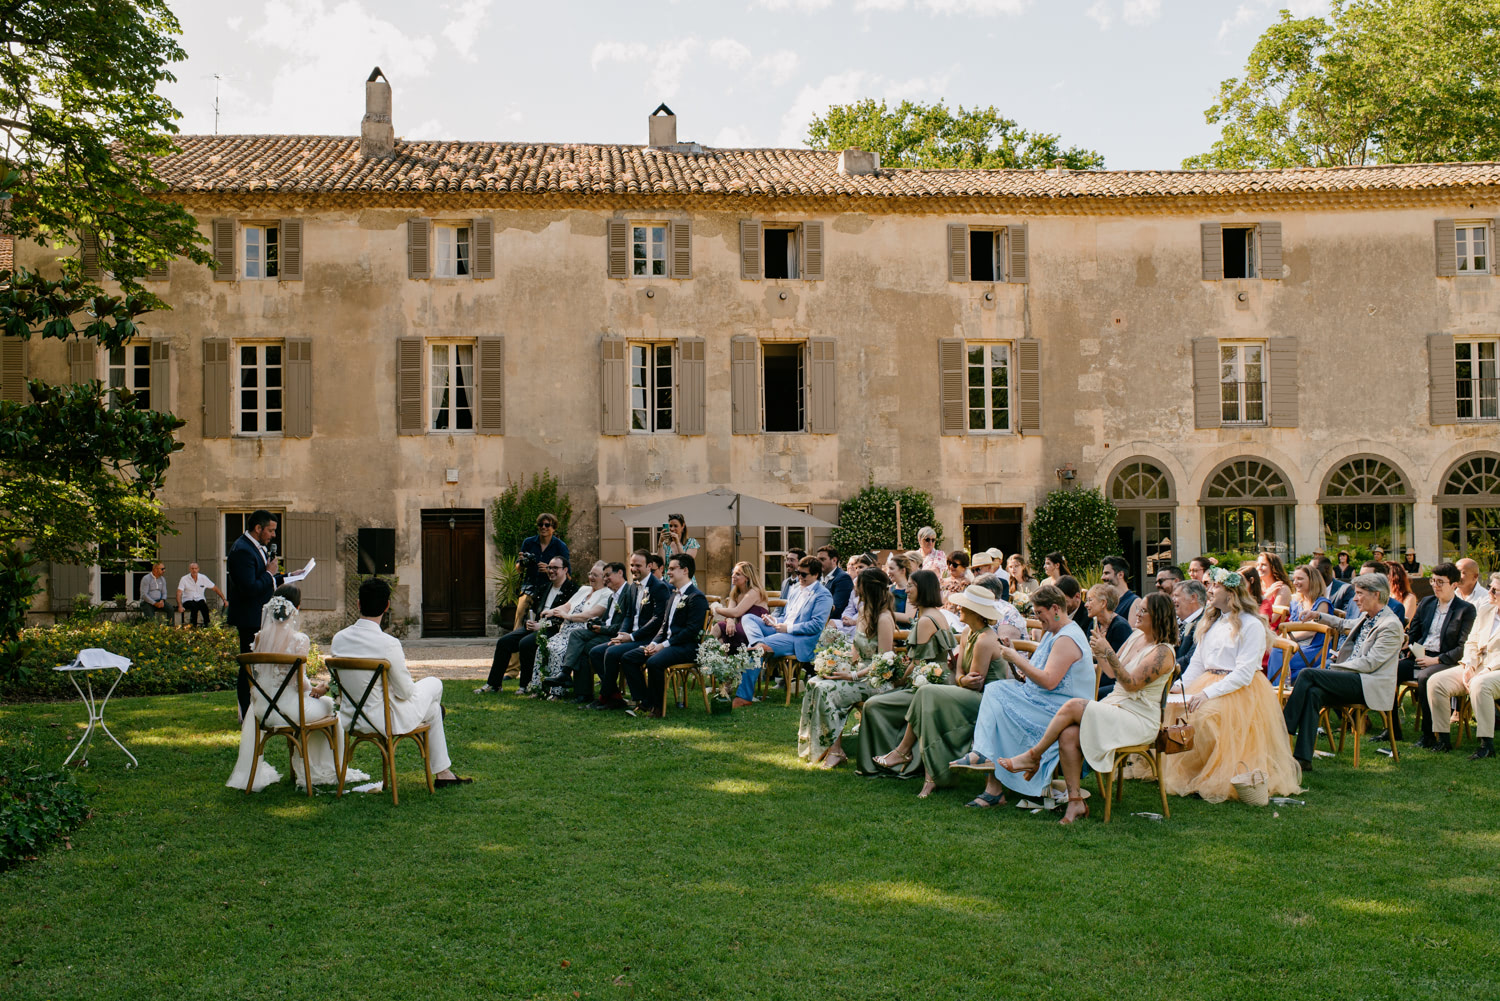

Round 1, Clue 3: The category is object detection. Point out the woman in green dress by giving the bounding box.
[856,570,954,778]
[798,568,897,768]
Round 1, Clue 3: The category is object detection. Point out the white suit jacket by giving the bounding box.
[1461,601,1500,677]
[330,619,434,734]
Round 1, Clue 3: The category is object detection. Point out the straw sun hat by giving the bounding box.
[949,584,1004,622]
[969,550,996,570]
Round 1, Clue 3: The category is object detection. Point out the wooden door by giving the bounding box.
[420,510,486,637]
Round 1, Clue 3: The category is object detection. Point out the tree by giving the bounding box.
[1184,0,1500,169]
[1026,488,1118,580]
[0,1,211,652]
[806,99,1105,171]
[829,485,942,556]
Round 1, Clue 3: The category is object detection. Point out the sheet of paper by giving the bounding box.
[285,557,315,583]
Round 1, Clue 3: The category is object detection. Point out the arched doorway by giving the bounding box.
[1318,456,1414,556]
[1201,457,1296,560]
[1109,460,1176,592]
[1439,453,1500,568]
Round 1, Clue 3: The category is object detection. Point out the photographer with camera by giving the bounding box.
[659,513,699,562]
[514,513,569,626]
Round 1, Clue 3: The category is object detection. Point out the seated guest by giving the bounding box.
[1085,583,1132,699]
[915,526,946,575]
[835,553,876,637]
[997,592,1178,824]
[618,553,709,718]
[1405,562,1477,745]
[1155,566,1182,596]
[534,561,612,698]
[778,548,807,600]
[1456,558,1492,613]
[1256,552,1293,618]
[176,562,226,628]
[972,573,1031,636]
[1402,548,1423,577]
[709,561,769,651]
[817,545,854,619]
[139,561,170,620]
[1334,550,1354,582]
[739,555,834,704]
[799,568,898,767]
[515,513,569,624]
[974,549,1009,600]
[566,561,630,703]
[1042,551,1070,585]
[1101,555,1139,621]
[476,556,577,694]
[941,550,973,603]
[331,578,468,786]
[1284,572,1401,768]
[1174,579,1207,670]
[1274,563,1334,686]
[857,570,955,778]
[1187,555,1213,583]
[1160,567,1301,802]
[1423,573,1500,757]
[1388,561,1418,623]
[1354,560,1406,624]
[1056,575,1091,633]
[885,551,916,623]
[645,551,666,582]
[1007,555,1038,597]
[957,584,1096,808]
[587,551,670,711]
[1314,555,1353,617]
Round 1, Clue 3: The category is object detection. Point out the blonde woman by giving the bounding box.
[710,561,769,654]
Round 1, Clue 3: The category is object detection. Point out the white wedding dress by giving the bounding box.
[226,600,369,792]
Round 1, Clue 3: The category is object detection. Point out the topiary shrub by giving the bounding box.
[1026,487,1119,577]
[829,485,942,556]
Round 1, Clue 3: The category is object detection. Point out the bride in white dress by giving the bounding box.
[226,588,369,792]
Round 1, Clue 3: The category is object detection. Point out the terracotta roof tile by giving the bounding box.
[150,135,1500,202]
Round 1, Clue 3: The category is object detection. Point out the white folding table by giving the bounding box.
[54,648,137,768]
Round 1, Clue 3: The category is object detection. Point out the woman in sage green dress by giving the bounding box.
[798,568,897,768]
[857,570,954,778]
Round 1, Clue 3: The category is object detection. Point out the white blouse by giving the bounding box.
[1181,612,1267,700]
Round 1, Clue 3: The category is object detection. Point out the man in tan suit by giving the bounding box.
[1425,572,1500,759]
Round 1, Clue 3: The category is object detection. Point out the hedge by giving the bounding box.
[0,725,92,869]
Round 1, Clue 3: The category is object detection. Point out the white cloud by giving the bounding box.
[1122,0,1160,25]
[708,38,753,69]
[1218,0,1329,41]
[441,0,494,60]
[854,0,908,10]
[920,0,1029,14]
[591,37,703,99]
[756,49,801,78]
[1085,0,1111,29]
[405,117,448,140]
[712,125,753,147]
[777,69,949,146]
[1083,0,1160,28]
[751,0,835,10]
[226,16,244,30]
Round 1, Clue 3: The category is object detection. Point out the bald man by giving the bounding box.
[1456,559,1492,613]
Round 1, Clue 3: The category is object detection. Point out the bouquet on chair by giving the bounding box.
[696,634,752,695]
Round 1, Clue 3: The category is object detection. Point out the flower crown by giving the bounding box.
[267,595,296,622]
[1207,567,1245,588]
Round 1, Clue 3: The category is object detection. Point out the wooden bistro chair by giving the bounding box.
[235,652,339,799]
[1095,673,1175,823]
[1275,621,1335,706]
[664,609,717,715]
[323,657,434,805]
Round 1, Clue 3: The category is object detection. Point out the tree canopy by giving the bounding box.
[1184,0,1500,169]
[806,99,1105,171]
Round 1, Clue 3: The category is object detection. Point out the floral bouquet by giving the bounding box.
[812,628,856,678]
[909,660,947,688]
[696,634,752,694]
[867,650,905,688]
[1011,592,1033,617]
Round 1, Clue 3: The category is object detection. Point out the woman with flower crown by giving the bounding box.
[797,568,897,768]
[226,585,369,791]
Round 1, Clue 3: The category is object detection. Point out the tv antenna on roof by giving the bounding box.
[214,74,222,134]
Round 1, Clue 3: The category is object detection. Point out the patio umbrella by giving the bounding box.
[616,489,836,544]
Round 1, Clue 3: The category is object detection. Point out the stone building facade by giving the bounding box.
[7,76,1499,635]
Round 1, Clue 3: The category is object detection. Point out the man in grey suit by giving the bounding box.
[567,561,630,703]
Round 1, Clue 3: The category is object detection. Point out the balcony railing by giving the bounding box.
[1220,380,1267,425]
[1457,377,1499,421]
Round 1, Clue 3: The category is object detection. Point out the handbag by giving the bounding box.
[1155,680,1195,754]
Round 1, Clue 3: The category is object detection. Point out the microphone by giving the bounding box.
[267,542,278,559]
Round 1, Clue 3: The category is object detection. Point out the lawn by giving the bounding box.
[2,686,1498,1000]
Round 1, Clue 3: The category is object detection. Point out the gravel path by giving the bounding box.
[401,641,494,681]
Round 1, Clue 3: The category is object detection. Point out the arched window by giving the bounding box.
[1317,456,1414,557]
[1200,457,1295,559]
[1111,461,1172,505]
[1108,460,1176,589]
[1439,453,1500,565]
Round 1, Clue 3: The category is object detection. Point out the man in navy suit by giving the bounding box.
[1173,579,1207,672]
[816,544,853,619]
[226,509,283,716]
[588,549,671,711]
[620,553,710,718]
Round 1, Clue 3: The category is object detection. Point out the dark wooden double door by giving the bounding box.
[421,509,486,637]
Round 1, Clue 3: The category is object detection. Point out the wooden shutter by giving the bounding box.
[677,337,705,435]
[1008,224,1029,284]
[1266,337,1298,427]
[472,217,494,280]
[156,509,197,597]
[598,506,627,565]
[1258,221,1282,279]
[1428,333,1457,425]
[48,563,92,610]
[0,336,26,403]
[1435,219,1458,276]
[149,340,171,412]
[80,230,102,281]
[1201,223,1223,281]
[1016,338,1041,432]
[801,222,825,281]
[668,220,692,279]
[407,218,431,280]
[807,339,836,433]
[201,338,230,437]
[606,219,629,279]
[212,218,235,281]
[279,219,303,280]
[396,337,424,435]
[283,338,313,438]
[67,340,94,385]
[1192,337,1221,429]
[939,338,967,434]
[282,512,337,610]
[600,336,628,435]
[146,259,171,282]
[731,336,759,434]
[476,335,504,434]
[739,221,762,280]
[947,224,969,282]
[195,508,222,580]
[809,504,840,555]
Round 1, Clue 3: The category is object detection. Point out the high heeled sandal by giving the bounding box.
[874,748,913,769]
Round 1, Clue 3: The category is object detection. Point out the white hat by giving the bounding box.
[949,584,1004,622]
[970,550,996,569]
[985,547,1005,562]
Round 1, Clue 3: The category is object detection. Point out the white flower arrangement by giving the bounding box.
[695,634,753,692]
[909,661,947,688]
[1011,592,1033,617]
[867,650,904,688]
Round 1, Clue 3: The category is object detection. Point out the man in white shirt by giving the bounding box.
[1456,558,1492,612]
[176,562,226,628]
[330,578,468,786]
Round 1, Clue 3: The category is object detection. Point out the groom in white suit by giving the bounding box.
[330,578,470,786]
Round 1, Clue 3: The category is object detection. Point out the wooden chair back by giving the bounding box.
[1279,620,1336,672]
[1268,634,1301,704]
[236,652,310,730]
[324,656,396,736]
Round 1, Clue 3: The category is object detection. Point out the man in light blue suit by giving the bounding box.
[735,555,834,704]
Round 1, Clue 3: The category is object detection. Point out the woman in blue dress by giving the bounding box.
[1275,563,1333,685]
[952,583,1095,808]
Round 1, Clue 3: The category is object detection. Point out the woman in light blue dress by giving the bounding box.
[952,584,1095,807]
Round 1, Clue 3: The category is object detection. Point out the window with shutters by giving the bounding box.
[629,342,674,433]
[965,342,1011,433]
[1220,342,1266,425]
[764,226,801,280]
[243,225,279,279]
[1457,223,1491,274]
[434,224,471,278]
[763,342,806,432]
[236,342,283,435]
[632,225,668,277]
[1222,225,1256,279]
[1456,339,1499,421]
[762,522,809,593]
[968,230,1007,282]
[106,344,151,410]
[97,549,148,606]
[430,341,475,432]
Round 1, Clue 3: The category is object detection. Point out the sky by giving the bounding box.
[158,0,1329,171]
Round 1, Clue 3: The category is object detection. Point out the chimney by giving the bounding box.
[837,147,880,176]
[361,67,394,158]
[648,103,676,147]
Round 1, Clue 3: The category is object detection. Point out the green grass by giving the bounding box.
[2,686,1498,1000]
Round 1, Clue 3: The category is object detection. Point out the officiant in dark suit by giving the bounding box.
[226,509,284,716]
[620,553,710,718]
